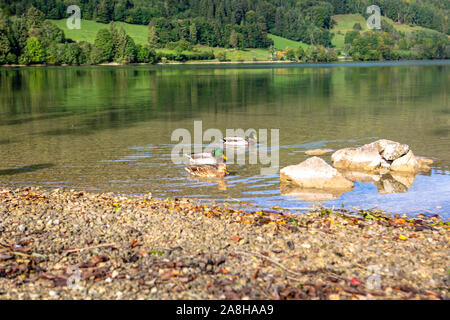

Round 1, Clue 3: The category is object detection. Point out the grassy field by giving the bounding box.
[51,19,149,44]
[268,34,309,50]
[331,14,368,49]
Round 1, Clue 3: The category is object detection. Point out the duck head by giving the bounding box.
[214,148,227,160]
[249,131,257,141]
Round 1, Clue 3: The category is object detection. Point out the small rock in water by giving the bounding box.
[305,149,333,156]
[280,157,354,190]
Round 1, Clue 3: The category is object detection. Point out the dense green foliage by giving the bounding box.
[0,0,449,65]
[1,0,448,46]
[347,20,450,61]
[0,7,158,65]
[284,45,337,62]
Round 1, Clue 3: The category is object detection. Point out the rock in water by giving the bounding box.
[376,139,409,161]
[280,157,354,190]
[331,139,411,171]
[331,143,382,171]
[416,156,433,165]
[305,149,334,156]
[415,156,433,172]
[390,150,419,173]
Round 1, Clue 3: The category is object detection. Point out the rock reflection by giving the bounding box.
[281,170,419,201]
[340,170,417,194]
[280,183,350,201]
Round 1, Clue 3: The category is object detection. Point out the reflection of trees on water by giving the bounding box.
[0,65,448,147]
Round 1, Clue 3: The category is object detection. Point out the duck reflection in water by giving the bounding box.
[187,176,228,191]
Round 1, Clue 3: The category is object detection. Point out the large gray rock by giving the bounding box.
[331,143,383,171]
[280,157,354,190]
[376,139,409,161]
[331,139,411,171]
[390,150,419,173]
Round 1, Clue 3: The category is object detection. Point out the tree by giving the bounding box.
[78,41,93,64]
[189,23,197,44]
[295,46,305,60]
[94,28,114,62]
[39,21,65,47]
[114,28,137,63]
[285,47,296,61]
[353,23,362,30]
[0,10,12,64]
[136,44,157,63]
[216,51,227,61]
[345,31,360,45]
[148,25,159,48]
[0,32,11,64]
[11,17,28,56]
[20,37,45,64]
[229,29,238,48]
[26,6,45,29]
[63,43,82,65]
[96,0,113,23]
[269,44,275,60]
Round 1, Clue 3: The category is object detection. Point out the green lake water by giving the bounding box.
[0,61,449,217]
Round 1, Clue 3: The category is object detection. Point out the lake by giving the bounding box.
[0,61,449,217]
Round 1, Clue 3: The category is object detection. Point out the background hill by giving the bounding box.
[51,13,447,55]
[0,1,449,65]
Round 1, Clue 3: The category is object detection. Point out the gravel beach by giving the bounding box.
[0,187,448,300]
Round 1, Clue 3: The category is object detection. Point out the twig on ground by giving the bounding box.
[64,243,117,253]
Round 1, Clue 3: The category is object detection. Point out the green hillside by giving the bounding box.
[50,15,448,62]
[268,34,309,51]
[51,19,149,45]
[331,14,443,51]
[53,15,445,52]
[50,19,312,61]
[53,18,308,52]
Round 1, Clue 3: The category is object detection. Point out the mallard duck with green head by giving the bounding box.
[223,131,257,146]
[185,163,229,178]
[185,148,226,165]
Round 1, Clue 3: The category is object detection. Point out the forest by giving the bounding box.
[0,0,449,65]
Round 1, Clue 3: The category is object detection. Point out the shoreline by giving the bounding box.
[1,58,449,68]
[0,186,448,300]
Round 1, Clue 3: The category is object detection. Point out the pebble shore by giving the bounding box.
[0,187,448,300]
